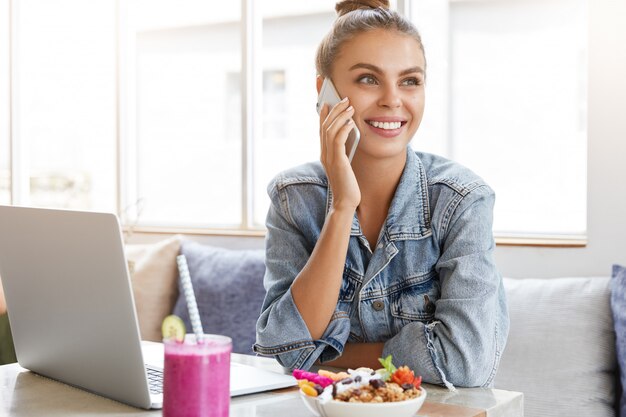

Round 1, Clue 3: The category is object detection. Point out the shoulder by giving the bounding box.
[415,151,495,241]
[265,162,329,234]
[266,162,329,226]
[267,161,328,197]
[415,151,493,198]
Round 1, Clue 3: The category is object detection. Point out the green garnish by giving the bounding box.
[378,354,397,375]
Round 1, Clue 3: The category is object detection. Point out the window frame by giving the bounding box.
[1,0,588,247]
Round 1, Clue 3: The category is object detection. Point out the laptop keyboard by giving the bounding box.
[146,366,163,394]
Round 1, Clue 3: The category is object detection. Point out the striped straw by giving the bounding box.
[176,255,204,343]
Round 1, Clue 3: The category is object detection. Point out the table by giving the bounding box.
[0,352,523,417]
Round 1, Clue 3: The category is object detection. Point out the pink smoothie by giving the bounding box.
[163,335,232,417]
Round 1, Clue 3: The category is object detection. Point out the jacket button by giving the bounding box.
[372,300,384,311]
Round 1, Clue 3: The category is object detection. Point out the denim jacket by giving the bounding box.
[254,148,509,388]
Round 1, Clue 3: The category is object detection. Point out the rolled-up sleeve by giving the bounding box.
[253,180,350,370]
[382,185,509,388]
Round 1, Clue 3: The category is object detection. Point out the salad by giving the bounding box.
[294,355,422,403]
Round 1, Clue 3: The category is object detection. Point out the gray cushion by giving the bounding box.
[495,277,617,417]
[172,241,266,354]
[611,265,626,417]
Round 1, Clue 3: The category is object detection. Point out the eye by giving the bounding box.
[400,77,423,86]
[357,74,378,85]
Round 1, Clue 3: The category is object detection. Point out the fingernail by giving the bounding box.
[346,106,354,112]
[346,119,354,125]
[340,97,348,103]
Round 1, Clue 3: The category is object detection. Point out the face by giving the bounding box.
[324,29,426,161]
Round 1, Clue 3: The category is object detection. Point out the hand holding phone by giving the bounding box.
[316,78,361,163]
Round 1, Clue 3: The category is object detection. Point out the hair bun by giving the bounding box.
[335,0,390,17]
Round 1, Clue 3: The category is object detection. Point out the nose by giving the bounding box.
[377,84,402,109]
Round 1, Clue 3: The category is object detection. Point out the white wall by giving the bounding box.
[132,0,626,279]
[494,0,626,278]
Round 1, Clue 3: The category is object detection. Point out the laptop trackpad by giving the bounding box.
[230,362,296,397]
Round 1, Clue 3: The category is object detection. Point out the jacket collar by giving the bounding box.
[325,148,432,241]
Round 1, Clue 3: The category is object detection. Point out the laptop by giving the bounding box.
[0,205,296,409]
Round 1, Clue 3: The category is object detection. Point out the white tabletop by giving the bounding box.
[0,349,523,417]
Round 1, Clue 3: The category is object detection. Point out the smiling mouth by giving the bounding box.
[366,120,406,130]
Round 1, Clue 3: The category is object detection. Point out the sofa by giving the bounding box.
[495,275,621,417]
[1,236,624,417]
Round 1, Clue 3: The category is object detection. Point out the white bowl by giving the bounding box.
[299,386,427,417]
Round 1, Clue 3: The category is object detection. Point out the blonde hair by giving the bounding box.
[315,0,426,78]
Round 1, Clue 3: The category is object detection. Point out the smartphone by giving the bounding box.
[316,78,361,163]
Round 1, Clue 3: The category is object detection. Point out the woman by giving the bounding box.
[254,0,509,388]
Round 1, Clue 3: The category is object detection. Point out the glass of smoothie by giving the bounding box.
[163,334,232,417]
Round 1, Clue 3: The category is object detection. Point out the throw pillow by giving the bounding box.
[611,265,626,417]
[494,276,617,417]
[126,236,182,342]
[172,241,266,354]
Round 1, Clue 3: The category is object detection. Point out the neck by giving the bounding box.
[352,150,407,209]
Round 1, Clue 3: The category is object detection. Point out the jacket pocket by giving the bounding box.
[389,269,440,331]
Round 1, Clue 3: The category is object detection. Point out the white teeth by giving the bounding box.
[368,121,402,130]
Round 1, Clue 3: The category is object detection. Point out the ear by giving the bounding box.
[316,76,324,94]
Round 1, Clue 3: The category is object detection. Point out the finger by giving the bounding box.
[325,105,355,151]
[322,97,350,130]
[332,119,355,162]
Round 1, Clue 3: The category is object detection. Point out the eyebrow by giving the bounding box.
[348,63,424,76]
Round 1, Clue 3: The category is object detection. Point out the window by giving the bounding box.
[253,3,337,226]
[2,0,586,241]
[410,0,587,237]
[120,0,242,227]
[10,0,116,211]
